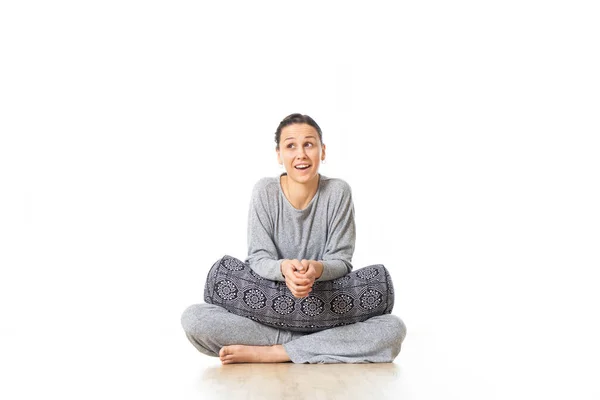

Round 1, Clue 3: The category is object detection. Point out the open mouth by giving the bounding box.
[294,164,311,170]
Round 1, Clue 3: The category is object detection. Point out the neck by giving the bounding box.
[282,174,319,210]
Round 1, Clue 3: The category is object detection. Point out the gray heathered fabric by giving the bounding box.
[245,174,356,282]
[181,303,406,363]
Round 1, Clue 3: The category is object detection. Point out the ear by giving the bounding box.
[321,144,326,161]
[277,148,282,165]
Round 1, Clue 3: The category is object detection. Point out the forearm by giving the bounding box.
[317,259,352,281]
[249,257,286,282]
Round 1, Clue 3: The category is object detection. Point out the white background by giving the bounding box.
[1,1,599,399]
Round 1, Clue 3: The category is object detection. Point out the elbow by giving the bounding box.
[345,260,353,274]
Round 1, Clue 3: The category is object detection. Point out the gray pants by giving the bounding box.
[181,303,407,364]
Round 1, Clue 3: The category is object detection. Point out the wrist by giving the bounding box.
[281,259,294,276]
[315,261,324,279]
[280,260,287,277]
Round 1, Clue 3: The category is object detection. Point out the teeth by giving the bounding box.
[296,165,310,169]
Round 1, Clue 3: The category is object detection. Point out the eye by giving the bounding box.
[286,143,295,149]
[304,142,313,148]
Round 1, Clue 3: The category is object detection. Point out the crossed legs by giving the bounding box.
[181,303,406,364]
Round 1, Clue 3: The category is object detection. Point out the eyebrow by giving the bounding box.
[284,136,317,141]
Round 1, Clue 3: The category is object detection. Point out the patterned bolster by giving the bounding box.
[204,255,395,333]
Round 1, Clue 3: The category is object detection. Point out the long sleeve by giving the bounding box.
[318,181,356,281]
[246,180,285,281]
[245,175,356,282]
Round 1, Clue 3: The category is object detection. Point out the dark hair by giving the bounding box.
[274,113,323,150]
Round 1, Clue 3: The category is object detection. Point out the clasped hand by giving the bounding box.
[281,259,323,298]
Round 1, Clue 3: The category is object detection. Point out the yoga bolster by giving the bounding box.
[204,255,395,333]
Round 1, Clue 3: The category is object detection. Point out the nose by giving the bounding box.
[296,146,308,158]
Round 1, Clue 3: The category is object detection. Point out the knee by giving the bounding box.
[389,315,407,343]
[384,314,407,357]
[181,304,209,336]
[181,304,221,357]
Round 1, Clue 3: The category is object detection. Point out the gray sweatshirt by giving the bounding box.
[245,174,356,282]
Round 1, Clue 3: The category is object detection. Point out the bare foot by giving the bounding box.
[219,345,291,365]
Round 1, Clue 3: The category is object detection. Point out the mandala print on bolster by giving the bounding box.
[301,296,325,317]
[331,294,354,314]
[214,280,238,300]
[272,295,295,315]
[243,288,267,309]
[204,255,396,333]
[359,288,383,310]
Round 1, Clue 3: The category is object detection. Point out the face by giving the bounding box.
[277,123,326,185]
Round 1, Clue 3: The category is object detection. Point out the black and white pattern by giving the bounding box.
[204,255,395,332]
[243,288,267,309]
[223,257,245,271]
[272,295,295,315]
[214,279,238,300]
[357,267,379,280]
[300,296,325,317]
[332,275,351,287]
[330,294,354,314]
[359,289,383,310]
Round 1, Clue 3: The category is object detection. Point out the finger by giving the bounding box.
[285,279,297,292]
[295,280,312,288]
[303,267,316,280]
[294,285,312,295]
[297,289,311,297]
[285,265,301,278]
[289,285,309,296]
[287,280,310,295]
[293,291,310,298]
[299,259,309,271]
[282,262,295,278]
[289,283,309,295]
[290,259,303,272]
[290,274,307,285]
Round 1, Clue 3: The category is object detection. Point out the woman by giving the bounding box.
[181,113,407,364]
